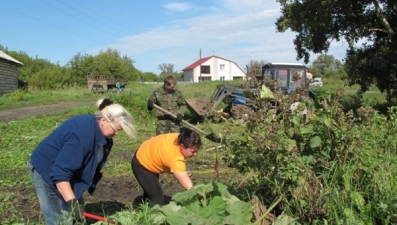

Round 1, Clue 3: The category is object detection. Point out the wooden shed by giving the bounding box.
[0,50,23,95]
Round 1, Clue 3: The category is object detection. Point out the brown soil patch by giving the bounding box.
[0,102,234,224]
[7,163,229,224]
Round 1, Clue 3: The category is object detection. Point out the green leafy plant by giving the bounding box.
[150,181,253,225]
[224,88,397,223]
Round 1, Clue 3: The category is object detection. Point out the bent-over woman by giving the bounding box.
[28,98,137,225]
[131,127,201,205]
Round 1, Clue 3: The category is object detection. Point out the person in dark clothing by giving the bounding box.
[147,76,186,135]
[28,98,137,225]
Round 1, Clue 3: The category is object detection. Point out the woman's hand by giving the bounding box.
[56,181,75,202]
[172,172,193,189]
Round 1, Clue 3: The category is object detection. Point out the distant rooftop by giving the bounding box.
[0,50,23,65]
[270,62,305,66]
[182,55,239,71]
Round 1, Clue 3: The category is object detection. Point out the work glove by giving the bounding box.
[66,198,84,221]
[176,113,183,122]
[88,172,102,195]
[147,99,154,111]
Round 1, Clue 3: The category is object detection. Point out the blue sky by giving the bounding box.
[0,0,348,74]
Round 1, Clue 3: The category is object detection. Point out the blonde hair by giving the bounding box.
[95,98,137,139]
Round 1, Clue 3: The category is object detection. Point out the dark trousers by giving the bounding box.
[131,153,165,205]
[155,119,181,135]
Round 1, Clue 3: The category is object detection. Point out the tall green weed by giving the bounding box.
[224,88,397,223]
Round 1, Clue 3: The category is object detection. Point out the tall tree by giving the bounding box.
[245,60,267,81]
[276,0,397,100]
[67,48,141,84]
[246,60,267,72]
[6,50,68,88]
[158,63,174,74]
[66,52,95,84]
[312,54,344,76]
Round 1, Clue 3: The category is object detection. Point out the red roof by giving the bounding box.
[182,55,245,74]
[182,56,213,71]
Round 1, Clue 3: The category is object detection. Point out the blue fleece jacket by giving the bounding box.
[30,115,112,203]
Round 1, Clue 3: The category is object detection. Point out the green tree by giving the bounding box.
[5,50,68,89]
[3,46,143,90]
[158,63,174,74]
[92,48,140,81]
[139,72,158,82]
[311,54,345,77]
[276,0,397,100]
[5,50,35,81]
[29,65,66,90]
[66,48,142,84]
[245,60,267,85]
[157,63,185,82]
[66,52,95,84]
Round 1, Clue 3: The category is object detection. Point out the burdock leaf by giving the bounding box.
[224,201,253,224]
[310,136,322,148]
[166,198,225,225]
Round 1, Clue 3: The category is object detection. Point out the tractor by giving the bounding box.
[185,62,315,121]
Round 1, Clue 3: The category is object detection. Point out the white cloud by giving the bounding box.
[164,2,193,12]
[107,0,347,73]
[221,0,273,12]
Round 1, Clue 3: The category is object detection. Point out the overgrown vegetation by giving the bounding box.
[0,45,184,92]
[224,88,397,224]
[1,82,396,224]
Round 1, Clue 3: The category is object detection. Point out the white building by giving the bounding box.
[182,55,246,82]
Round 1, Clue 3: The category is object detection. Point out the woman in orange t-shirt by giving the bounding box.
[131,127,201,205]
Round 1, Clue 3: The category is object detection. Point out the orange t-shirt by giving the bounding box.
[136,133,186,174]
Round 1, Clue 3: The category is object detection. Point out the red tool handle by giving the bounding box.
[83,212,116,224]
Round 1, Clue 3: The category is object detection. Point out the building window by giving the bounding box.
[201,65,210,74]
[220,76,225,81]
[199,76,212,82]
[220,64,225,71]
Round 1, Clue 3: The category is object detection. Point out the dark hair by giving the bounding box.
[164,76,176,85]
[98,98,114,110]
[176,127,201,149]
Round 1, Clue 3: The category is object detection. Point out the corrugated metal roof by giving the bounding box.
[0,50,23,65]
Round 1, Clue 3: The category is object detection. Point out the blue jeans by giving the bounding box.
[28,160,84,225]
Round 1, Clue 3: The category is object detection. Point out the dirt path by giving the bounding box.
[0,101,95,123]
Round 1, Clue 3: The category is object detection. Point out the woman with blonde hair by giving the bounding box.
[28,98,137,225]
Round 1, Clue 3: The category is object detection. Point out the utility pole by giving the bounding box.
[199,48,202,82]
